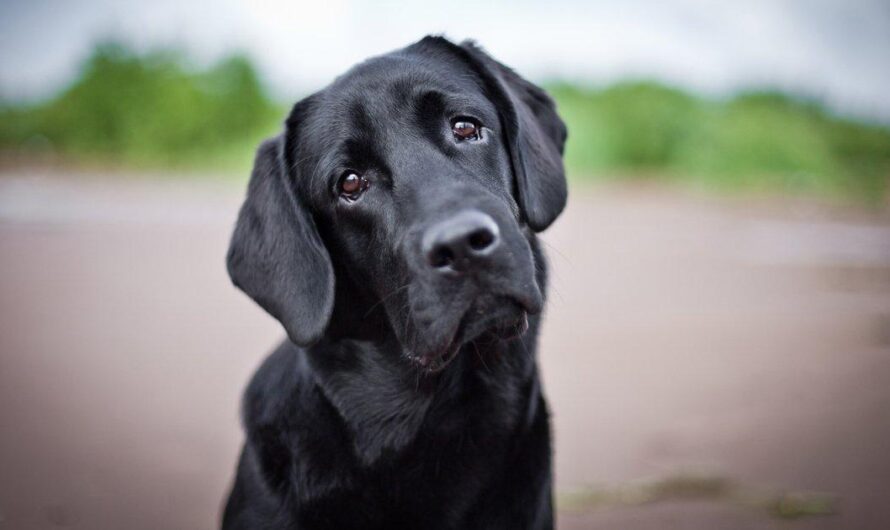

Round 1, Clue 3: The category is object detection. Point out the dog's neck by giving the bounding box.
[305,239,548,467]
[306,328,539,467]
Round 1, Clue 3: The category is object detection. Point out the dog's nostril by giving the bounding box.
[468,228,495,251]
[422,210,501,272]
[429,246,455,268]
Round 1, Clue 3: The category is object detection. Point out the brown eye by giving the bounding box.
[338,172,369,199]
[452,119,481,141]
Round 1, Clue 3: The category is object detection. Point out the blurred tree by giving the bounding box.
[0,41,283,171]
[1,43,888,200]
[549,82,890,201]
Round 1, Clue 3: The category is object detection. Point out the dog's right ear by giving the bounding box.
[226,134,334,346]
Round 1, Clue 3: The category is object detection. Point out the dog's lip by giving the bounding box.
[412,341,463,374]
[490,310,529,340]
[411,299,529,374]
[517,296,541,316]
[513,286,543,316]
[411,313,470,374]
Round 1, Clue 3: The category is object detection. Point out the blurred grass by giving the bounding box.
[1,42,889,201]
[557,472,837,520]
[551,82,890,201]
[0,42,284,175]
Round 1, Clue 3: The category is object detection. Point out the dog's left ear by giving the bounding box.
[226,134,335,346]
[459,41,568,231]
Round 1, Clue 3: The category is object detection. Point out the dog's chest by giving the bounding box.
[297,364,530,528]
[298,422,518,529]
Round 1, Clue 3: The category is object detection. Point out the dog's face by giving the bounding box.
[228,37,567,372]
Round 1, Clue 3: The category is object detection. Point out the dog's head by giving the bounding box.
[227,36,566,372]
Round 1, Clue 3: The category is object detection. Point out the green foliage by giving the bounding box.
[2,42,888,200]
[550,82,701,171]
[550,82,890,201]
[0,42,284,172]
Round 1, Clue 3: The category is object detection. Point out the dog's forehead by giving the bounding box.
[292,49,501,201]
[323,53,484,117]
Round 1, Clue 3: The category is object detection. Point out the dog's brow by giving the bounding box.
[389,76,421,102]
[348,102,375,133]
[413,90,446,115]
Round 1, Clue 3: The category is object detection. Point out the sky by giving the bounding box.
[1,0,889,122]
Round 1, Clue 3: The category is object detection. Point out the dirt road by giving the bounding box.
[1,172,888,529]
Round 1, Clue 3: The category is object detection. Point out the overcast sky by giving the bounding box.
[1,0,889,121]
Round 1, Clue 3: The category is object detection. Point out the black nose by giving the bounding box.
[422,211,501,272]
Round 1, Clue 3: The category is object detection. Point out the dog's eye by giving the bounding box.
[452,119,481,141]
[338,171,369,200]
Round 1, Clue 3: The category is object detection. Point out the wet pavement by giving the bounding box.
[1,172,888,529]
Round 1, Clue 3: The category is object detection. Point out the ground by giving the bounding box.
[0,172,888,529]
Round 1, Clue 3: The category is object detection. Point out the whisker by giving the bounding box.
[472,341,492,374]
[517,335,533,362]
[547,282,566,304]
[538,238,572,267]
[363,283,411,318]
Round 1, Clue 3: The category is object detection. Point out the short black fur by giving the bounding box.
[223,36,567,530]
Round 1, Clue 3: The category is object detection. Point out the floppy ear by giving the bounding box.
[226,135,334,346]
[459,41,568,231]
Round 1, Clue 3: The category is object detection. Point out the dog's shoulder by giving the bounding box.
[242,341,348,443]
[240,341,360,502]
[242,341,303,428]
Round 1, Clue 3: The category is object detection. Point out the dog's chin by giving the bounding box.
[410,297,529,374]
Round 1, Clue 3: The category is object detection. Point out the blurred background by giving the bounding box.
[1,1,888,529]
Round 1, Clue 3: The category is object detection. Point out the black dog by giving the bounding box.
[222,36,567,530]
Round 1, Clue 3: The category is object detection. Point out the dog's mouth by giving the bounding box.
[410,296,530,374]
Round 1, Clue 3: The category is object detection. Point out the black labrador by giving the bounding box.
[222,36,567,530]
